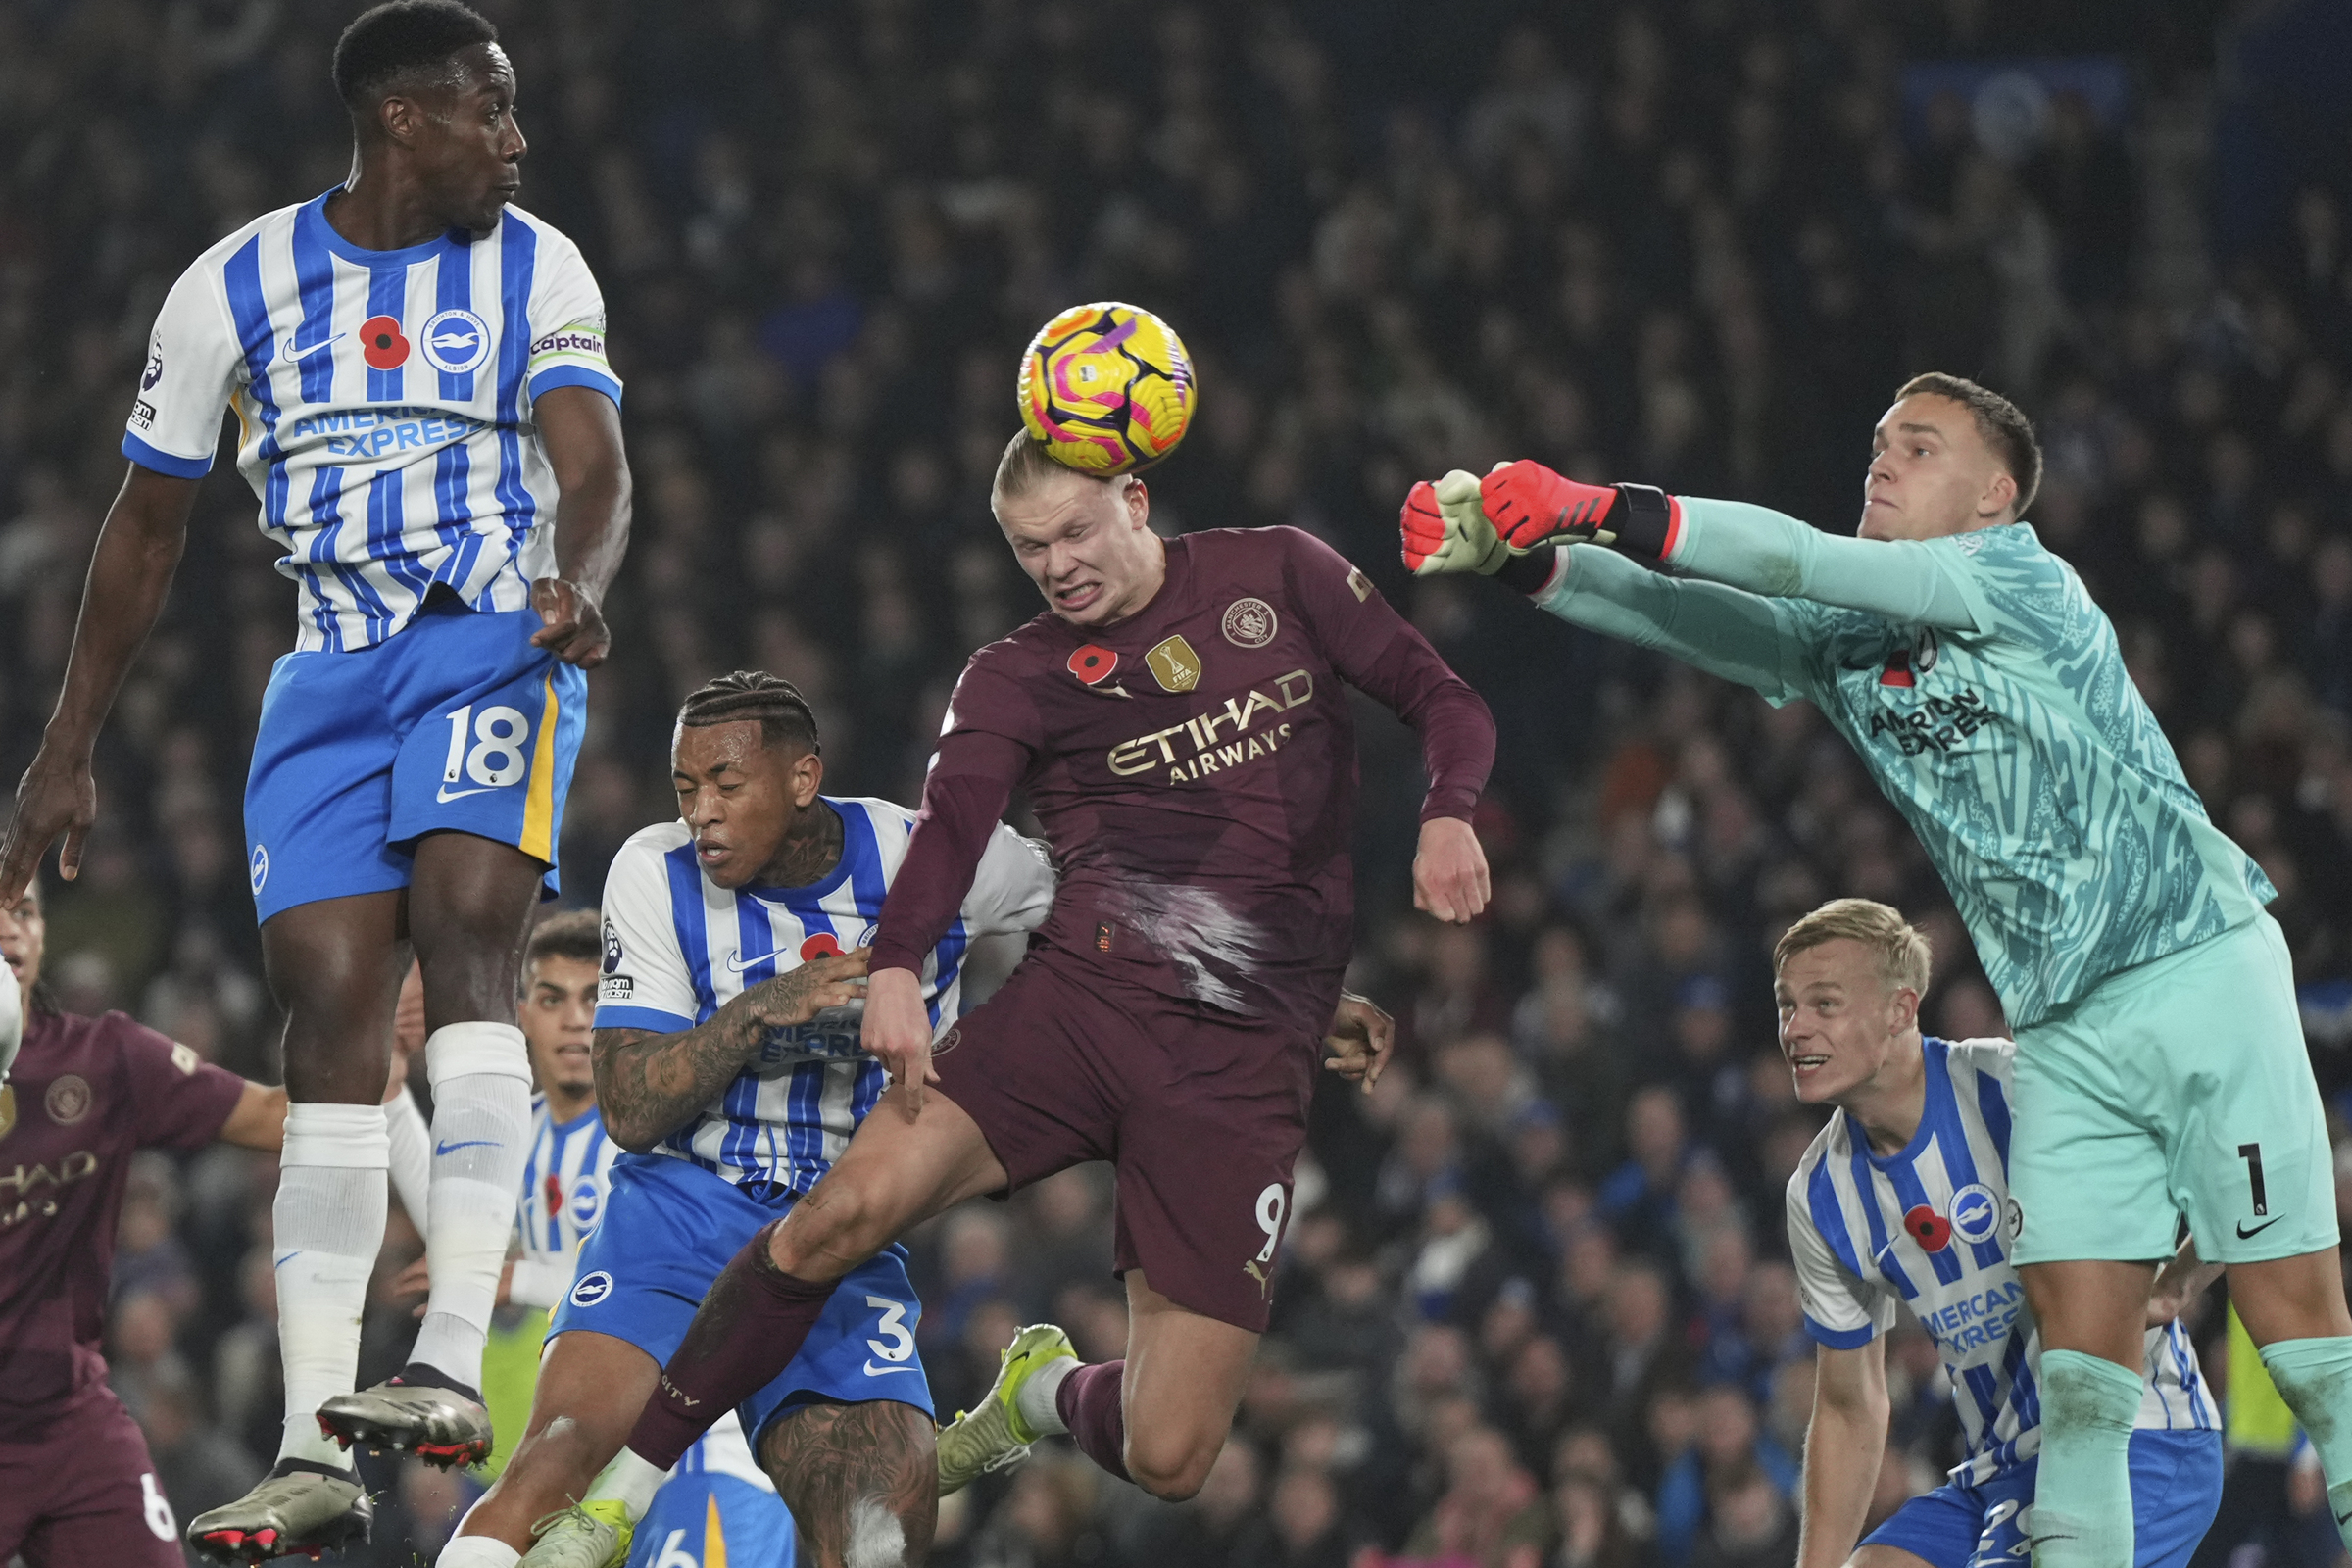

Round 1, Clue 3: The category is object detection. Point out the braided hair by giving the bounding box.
[677,671,820,756]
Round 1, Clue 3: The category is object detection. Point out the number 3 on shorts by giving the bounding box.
[443,703,533,789]
[866,1296,916,1364]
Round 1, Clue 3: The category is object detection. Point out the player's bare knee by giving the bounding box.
[777,1175,893,1273]
[1124,1434,1218,1501]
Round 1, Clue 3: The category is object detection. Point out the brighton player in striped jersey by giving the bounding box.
[1403,372,2352,1567]
[448,671,1054,1568]
[504,912,618,1329]
[1774,900,2221,1568]
[0,3,630,1558]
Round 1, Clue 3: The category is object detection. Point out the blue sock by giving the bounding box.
[2260,1336,2352,1552]
[2031,1348,2141,1568]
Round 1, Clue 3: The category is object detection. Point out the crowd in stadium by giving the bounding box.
[4,0,2351,1563]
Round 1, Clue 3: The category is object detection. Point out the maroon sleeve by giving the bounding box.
[112,1013,249,1151]
[1278,529,1496,822]
[870,657,1041,977]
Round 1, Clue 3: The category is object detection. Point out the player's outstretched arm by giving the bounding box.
[0,466,200,902]
[592,950,870,1150]
[1797,1340,1890,1568]
[529,384,632,669]
[1480,460,1983,631]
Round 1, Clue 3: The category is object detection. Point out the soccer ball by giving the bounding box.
[1017,302,1196,475]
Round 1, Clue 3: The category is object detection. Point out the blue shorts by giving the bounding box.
[551,1154,934,1446]
[625,1473,795,1568]
[243,598,585,922]
[1863,1430,2222,1568]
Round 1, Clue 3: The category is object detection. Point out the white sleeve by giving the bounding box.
[123,258,243,478]
[959,825,1057,937]
[1787,1168,1898,1348]
[594,839,702,1034]
[505,1253,578,1310]
[524,228,620,408]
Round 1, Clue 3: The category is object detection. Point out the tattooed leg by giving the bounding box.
[760,1397,938,1568]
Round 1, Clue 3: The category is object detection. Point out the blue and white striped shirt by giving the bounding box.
[1786,1036,2215,1484]
[505,1095,619,1310]
[123,190,619,653]
[594,798,1055,1194]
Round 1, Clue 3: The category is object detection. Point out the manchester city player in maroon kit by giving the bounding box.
[529,433,1493,1563]
[0,877,292,1564]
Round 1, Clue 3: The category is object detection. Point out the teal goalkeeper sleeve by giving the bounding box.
[1666,497,1984,631]
[1522,544,1813,703]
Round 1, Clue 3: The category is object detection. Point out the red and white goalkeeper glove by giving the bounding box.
[1480,460,1682,562]
[1401,471,1509,575]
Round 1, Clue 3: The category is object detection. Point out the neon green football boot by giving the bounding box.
[935,1322,1079,1495]
[518,1498,635,1568]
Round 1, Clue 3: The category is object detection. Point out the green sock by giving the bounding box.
[2260,1336,2352,1551]
[2031,1349,2141,1568]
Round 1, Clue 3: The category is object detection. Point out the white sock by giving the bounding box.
[409,1022,533,1389]
[1016,1355,1078,1437]
[588,1446,671,1519]
[384,1083,433,1229]
[435,1535,522,1567]
[274,1102,390,1469]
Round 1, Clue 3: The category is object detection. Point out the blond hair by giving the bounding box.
[1772,898,1933,1000]
[989,430,1139,511]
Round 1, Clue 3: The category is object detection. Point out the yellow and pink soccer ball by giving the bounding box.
[1017,302,1196,475]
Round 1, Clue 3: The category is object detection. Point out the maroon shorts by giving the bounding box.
[0,1387,182,1567]
[932,949,1324,1333]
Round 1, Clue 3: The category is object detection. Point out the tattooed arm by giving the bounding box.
[762,1397,937,1568]
[593,950,871,1152]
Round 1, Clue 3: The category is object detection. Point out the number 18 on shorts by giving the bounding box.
[244,602,586,922]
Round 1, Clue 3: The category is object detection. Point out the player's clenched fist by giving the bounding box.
[1481,461,1685,563]
[1400,470,1509,575]
[1413,814,1491,925]
[1480,459,1621,550]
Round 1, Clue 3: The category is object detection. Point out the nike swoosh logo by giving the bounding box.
[436,1139,498,1155]
[862,1361,920,1377]
[437,784,497,803]
[281,333,345,362]
[2237,1216,2283,1239]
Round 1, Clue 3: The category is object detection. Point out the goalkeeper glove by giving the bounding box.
[1401,470,1509,576]
[1480,460,1682,564]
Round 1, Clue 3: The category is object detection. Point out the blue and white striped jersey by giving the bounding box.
[594,798,1056,1194]
[123,190,620,653]
[1786,1036,2215,1484]
[506,1095,620,1311]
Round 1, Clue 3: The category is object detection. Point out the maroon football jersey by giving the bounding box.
[874,526,1494,1037]
[0,1008,245,1433]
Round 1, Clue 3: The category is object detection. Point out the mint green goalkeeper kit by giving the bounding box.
[1540,499,2330,1263]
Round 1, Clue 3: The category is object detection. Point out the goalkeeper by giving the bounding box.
[1405,372,2352,1568]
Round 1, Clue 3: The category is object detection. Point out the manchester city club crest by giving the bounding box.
[1221,597,1278,649]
